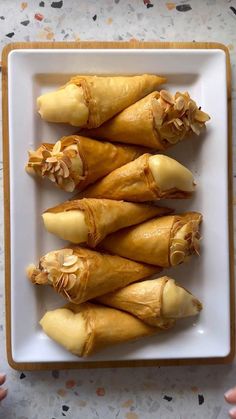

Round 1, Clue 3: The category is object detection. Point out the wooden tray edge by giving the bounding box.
[2,41,234,370]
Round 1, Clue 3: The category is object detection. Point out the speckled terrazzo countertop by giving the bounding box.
[0,1,236,418]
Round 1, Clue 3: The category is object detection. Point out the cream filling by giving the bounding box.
[149,155,195,192]
[37,84,89,126]
[162,279,201,318]
[42,211,88,244]
[40,308,87,356]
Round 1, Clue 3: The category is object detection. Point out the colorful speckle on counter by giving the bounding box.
[122,399,134,408]
[96,387,105,397]
[21,2,28,10]
[6,32,15,38]
[176,4,192,12]
[21,20,30,26]
[125,413,139,419]
[62,405,69,412]
[230,6,236,16]
[164,395,173,402]
[166,2,176,10]
[57,388,67,397]
[198,394,205,405]
[34,13,44,21]
[0,2,236,419]
[143,0,154,8]
[51,0,63,8]
[51,370,60,379]
[65,379,76,389]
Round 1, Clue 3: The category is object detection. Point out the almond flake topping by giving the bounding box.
[27,249,80,298]
[153,90,210,145]
[170,219,201,266]
[26,137,83,192]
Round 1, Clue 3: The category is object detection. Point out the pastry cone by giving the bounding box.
[27,247,160,304]
[40,302,157,357]
[37,74,166,128]
[81,153,195,202]
[97,277,202,327]
[25,135,146,192]
[43,198,171,247]
[101,212,202,267]
[84,90,210,149]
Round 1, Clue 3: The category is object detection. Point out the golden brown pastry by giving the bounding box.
[101,212,202,267]
[80,154,195,202]
[27,247,160,304]
[37,74,166,128]
[97,277,202,327]
[84,90,210,149]
[43,198,171,247]
[25,135,146,192]
[40,302,158,357]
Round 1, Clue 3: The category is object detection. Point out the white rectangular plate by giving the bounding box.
[8,48,229,364]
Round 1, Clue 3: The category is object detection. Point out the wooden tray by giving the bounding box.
[2,41,234,370]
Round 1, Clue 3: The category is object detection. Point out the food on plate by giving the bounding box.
[27,247,160,304]
[84,90,210,149]
[80,154,195,202]
[25,135,146,192]
[43,198,171,247]
[96,277,202,327]
[101,212,202,267]
[40,302,158,357]
[37,74,166,128]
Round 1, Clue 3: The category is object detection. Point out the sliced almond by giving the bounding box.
[194,109,210,123]
[46,157,58,164]
[48,173,56,182]
[62,274,69,288]
[57,168,64,177]
[34,271,49,285]
[188,101,197,123]
[61,265,80,274]
[152,99,164,126]
[41,165,48,176]
[63,255,78,267]
[170,250,185,266]
[173,120,182,131]
[64,179,76,192]
[62,155,72,168]
[191,122,201,135]
[60,249,74,257]
[54,162,61,172]
[66,274,77,290]
[183,117,190,128]
[52,141,62,155]
[60,160,70,178]
[160,90,175,105]
[174,96,185,111]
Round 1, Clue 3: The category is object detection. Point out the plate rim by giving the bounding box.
[2,41,234,370]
